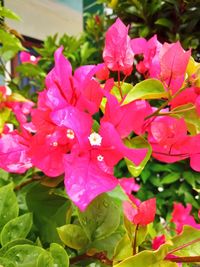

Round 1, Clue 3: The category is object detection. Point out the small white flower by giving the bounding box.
[52,141,58,147]
[67,129,75,139]
[88,132,102,146]
[30,55,36,62]
[97,155,104,161]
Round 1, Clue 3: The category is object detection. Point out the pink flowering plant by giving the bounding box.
[1,10,200,266]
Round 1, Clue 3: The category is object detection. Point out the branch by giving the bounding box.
[70,252,112,266]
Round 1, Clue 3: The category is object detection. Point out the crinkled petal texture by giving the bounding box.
[102,92,152,137]
[103,18,134,75]
[159,41,191,93]
[45,46,73,104]
[29,131,67,177]
[0,131,32,173]
[64,154,118,211]
[123,198,156,226]
[51,106,93,147]
[148,116,190,163]
[133,198,156,225]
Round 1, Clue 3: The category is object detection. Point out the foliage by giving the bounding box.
[0,5,200,267]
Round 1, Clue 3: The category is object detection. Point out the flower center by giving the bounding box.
[67,129,75,139]
[88,132,102,146]
[30,55,36,62]
[52,141,58,147]
[97,155,104,161]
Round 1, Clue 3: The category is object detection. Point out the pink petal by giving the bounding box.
[64,154,118,211]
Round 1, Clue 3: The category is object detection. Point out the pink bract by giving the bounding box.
[20,51,40,65]
[123,198,156,226]
[103,18,134,75]
[171,203,200,234]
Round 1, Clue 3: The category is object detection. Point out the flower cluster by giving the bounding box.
[0,18,200,218]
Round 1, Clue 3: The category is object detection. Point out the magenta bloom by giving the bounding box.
[123,198,156,226]
[171,203,200,234]
[62,121,147,211]
[148,116,190,163]
[152,234,166,250]
[0,130,32,173]
[20,51,40,65]
[103,18,134,75]
[102,91,152,137]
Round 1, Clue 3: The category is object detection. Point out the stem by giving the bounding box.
[133,224,139,255]
[14,174,42,191]
[167,238,200,256]
[118,70,123,100]
[0,57,13,79]
[167,256,200,263]
[70,252,112,266]
[144,85,187,121]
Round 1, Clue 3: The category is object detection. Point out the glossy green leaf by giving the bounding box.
[155,18,173,29]
[57,224,89,250]
[124,136,152,177]
[123,79,167,105]
[0,183,19,232]
[172,103,200,134]
[113,234,132,262]
[36,251,54,267]
[0,257,15,267]
[26,183,70,244]
[88,231,123,259]
[0,6,21,20]
[0,29,24,61]
[161,173,180,184]
[49,243,69,267]
[111,83,133,102]
[1,213,32,246]
[4,244,44,267]
[0,239,34,257]
[170,226,200,256]
[78,194,121,241]
[114,244,172,267]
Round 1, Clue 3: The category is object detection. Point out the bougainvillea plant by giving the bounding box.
[1,15,200,266]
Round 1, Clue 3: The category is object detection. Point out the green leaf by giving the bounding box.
[0,6,21,20]
[123,79,167,105]
[111,83,133,102]
[155,18,173,29]
[26,183,70,244]
[0,183,19,232]
[0,107,11,133]
[171,226,200,257]
[0,29,24,61]
[0,239,34,257]
[172,103,200,134]
[1,213,32,246]
[36,251,54,267]
[113,234,132,262]
[88,231,123,259]
[0,257,15,267]
[4,244,44,267]
[57,224,89,250]
[113,244,172,267]
[161,173,180,184]
[78,194,121,241]
[124,136,152,177]
[49,243,69,267]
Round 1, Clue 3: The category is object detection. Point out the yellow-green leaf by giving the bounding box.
[124,136,152,177]
[123,79,167,105]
